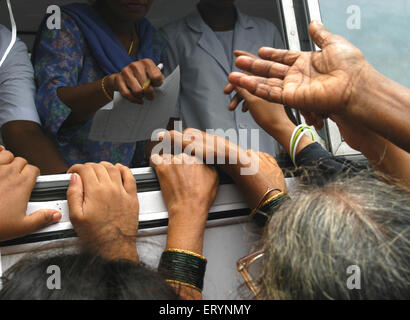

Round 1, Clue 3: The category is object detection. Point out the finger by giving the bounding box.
[68,164,99,190]
[117,74,142,104]
[309,21,334,49]
[150,153,164,169]
[66,173,84,221]
[258,47,301,66]
[0,149,14,165]
[242,100,249,113]
[117,164,137,195]
[179,152,202,165]
[0,145,3,151]
[87,163,111,184]
[130,62,149,90]
[235,56,289,79]
[228,72,284,104]
[143,59,164,87]
[10,157,28,173]
[100,161,122,185]
[228,93,243,111]
[22,209,62,235]
[234,50,258,59]
[123,67,145,99]
[224,82,236,95]
[167,129,185,149]
[20,164,40,196]
[144,85,155,101]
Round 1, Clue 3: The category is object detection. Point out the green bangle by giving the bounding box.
[158,250,207,292]
[252,194,290,227]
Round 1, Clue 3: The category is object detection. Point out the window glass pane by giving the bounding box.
[319,0,410,89]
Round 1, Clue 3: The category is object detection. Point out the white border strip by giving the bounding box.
[281,0,301,51]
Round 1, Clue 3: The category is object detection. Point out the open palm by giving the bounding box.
[229,22,368,120]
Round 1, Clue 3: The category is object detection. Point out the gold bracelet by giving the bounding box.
[260,191,285,209]
[249,188,282,218]
[101,76,113,101]
[165,279,202,293]
[164,248,207,262]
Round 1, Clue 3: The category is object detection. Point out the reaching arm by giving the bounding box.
[150,153,219,300]
[228,21,410,153]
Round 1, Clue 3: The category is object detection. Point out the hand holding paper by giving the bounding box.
[90,66,180,143]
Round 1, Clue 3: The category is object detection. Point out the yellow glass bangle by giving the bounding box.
[164,248,207,262]
[101,76,113,101]
[165,279,202,293]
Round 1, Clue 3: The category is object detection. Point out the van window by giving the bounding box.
[319,0,410,89]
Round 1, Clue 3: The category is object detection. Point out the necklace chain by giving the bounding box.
[128,39,134,55]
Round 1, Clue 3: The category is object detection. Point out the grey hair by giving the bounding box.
[259,172,410,300]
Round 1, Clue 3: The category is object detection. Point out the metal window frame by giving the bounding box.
[280,0,328,150]
[304,0,361,156]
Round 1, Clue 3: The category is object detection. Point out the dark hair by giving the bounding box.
[0,251,179,300]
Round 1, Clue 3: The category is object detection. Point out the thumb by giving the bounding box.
[22,209,62,234]
[309,21,333,49]
[67,173,84,221]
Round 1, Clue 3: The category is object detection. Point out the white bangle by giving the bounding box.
[290,125,315,166]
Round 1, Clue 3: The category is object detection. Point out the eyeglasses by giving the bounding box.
[236,249,264,297]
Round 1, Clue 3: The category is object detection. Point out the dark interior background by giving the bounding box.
[0,0,285,51]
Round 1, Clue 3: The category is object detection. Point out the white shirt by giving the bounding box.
[215,30,234,68]
[0,25,40,127]
[161,8,285,156]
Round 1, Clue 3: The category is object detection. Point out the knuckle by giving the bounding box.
[27,164,40,176]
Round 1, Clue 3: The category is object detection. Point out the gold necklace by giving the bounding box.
[128,40,134,55]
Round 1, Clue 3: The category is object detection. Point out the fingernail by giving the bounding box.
[52,212,62,223]
[0,145,4,151]
[312,20,323,25]
[71,173,78,183]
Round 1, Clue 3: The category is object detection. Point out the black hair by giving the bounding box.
[0,251,179,300]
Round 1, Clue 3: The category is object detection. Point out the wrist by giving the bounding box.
[105,74,117,97]
[167,205,208,255]
[99,239,139,263]
[78,227,138,262]
[347,62,381,118]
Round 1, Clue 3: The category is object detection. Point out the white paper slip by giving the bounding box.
[89,66,180,143]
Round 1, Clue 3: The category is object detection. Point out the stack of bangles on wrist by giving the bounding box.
[289,124,316,166]
[250,188,291,227]
[158,248,207,293]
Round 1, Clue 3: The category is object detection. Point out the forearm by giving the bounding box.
[349,65,410,152]
[2,121,68,174]
[358,133,410,186]
[166,206,207,300]
[166,206,206,256]
[265,120,315,156]
[57,75,115,125]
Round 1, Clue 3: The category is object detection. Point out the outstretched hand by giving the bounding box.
[228,21,370,129]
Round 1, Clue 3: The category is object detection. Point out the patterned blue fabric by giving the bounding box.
[33,4,168,167]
